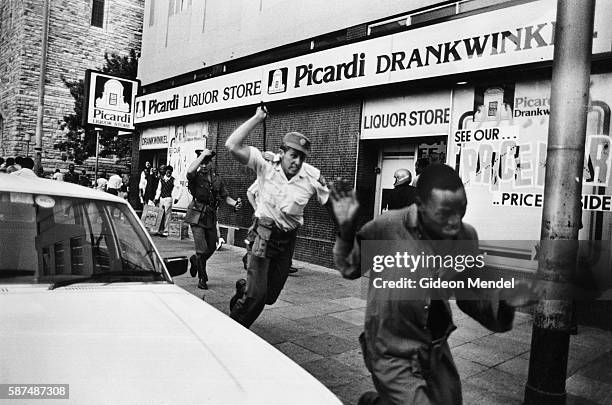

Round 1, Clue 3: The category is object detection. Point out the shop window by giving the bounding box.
[91,0,105,28]
[410,4,456,25]
[368,0,515,37]
[311,30,347,51]
[457,0,513,13]
[368,17,408,36]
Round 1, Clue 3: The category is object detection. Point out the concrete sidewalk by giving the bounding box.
[153,236,612,405]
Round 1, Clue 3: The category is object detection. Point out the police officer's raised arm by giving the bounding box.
[225,106,268,165]
[187,149,213,177]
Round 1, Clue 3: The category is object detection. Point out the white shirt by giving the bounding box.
[247,146,329,231]
[11,168,37,178]
[108,174,123,189]
[96,178,108,191]
[52,172,64,181]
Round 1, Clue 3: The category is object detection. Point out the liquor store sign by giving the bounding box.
[134,0,611,124]
[84,71,139,130]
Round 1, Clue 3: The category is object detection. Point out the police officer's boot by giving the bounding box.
[230,279,247,312]
[196,253,208,290]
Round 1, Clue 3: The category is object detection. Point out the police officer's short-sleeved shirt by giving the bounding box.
[247,146,329,231]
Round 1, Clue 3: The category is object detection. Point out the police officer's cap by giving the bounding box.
[282,132,311,156]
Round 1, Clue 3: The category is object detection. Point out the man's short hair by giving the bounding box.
[165,165,173,172]
[21,157,34,170]
[416,164,464,202]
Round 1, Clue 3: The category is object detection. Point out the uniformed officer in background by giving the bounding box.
[185,148,242,290]
[225,105,330,328]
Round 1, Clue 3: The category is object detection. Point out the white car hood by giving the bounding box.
[0,284,341,405]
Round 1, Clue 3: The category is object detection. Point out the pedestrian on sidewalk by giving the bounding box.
[330,163,539,405]
[225,105,330,328]
[96,172,108,192]
[143,167,159,205]
[10,157,37,178]
[64,163,79,184]
[52,168,64,181]
[185,148,242,290]
[79,170,91,187]
[107,170,123,195]
[154,165,183,237]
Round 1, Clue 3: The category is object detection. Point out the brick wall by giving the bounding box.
[0,0,143,167]
[211,98,362,268]
[0,1,25,156]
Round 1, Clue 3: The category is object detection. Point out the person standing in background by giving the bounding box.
[107,170,123,195]
[79,170,91,187]
[96,172,108,192]
[52,169,64,181]
[143,167,159,205]
[154,165,183,237]
[64,163,79,184]
[386,169,418,210]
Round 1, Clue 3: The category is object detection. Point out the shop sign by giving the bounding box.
[134,0,611,124]
[361,91,451,139]
[140,126,170,150]
[84,71,139,130]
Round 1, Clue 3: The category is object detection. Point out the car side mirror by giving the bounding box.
[164,256,188,277]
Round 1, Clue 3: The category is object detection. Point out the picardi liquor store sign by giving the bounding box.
[84,71,140,130]
[134,0,612,124]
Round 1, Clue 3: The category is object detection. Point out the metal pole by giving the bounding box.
[260,101,267,151]
[524,1,595,404]
[95,128,101,181]
[33,0,50,176]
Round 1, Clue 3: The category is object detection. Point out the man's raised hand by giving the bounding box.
[330,178,359,240]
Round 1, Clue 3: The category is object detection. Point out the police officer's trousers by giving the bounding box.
[230,224,297,328]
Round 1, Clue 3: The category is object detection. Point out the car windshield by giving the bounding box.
[0,191,166,284]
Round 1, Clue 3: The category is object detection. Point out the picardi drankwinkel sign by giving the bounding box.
[83,70,140,130]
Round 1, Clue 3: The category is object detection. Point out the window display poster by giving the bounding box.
[448,74,612,272]
[167,122,209,210]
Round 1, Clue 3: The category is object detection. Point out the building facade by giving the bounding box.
[0,0,143,169]
[133,0,612,327]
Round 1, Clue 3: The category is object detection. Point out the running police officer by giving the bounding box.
[225,106,330,328]
[185,148,242,290]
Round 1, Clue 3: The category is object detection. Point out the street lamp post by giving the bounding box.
[94,127,102,180]
[524,1,596,404]
[33,0,50,176]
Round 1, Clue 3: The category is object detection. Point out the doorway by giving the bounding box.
[376,136,447,216]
